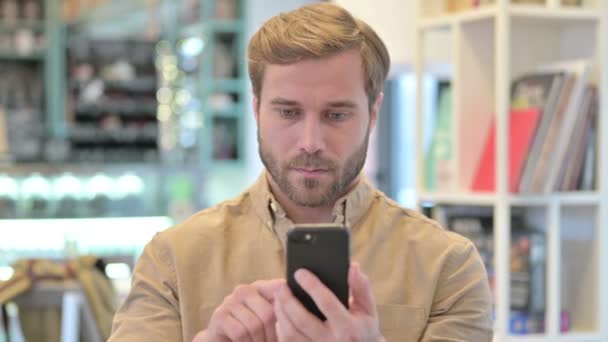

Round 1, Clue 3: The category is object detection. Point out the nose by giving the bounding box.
[298,115,326,154]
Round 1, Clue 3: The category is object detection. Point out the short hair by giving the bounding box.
[247,3,390,110]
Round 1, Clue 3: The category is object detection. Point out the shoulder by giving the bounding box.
[369,190,475,252]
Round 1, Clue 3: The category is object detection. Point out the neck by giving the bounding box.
[267,174,360,224]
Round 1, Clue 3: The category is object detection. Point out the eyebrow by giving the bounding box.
[270,97,299,106]
[327,100,358,109]
[269,97,359,109]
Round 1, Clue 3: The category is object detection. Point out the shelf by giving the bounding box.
[558,332,601,341]
[66,1,148,26]
[506,332,601,341]
[419,192,497,206]
[510,192,600,206]
[419,4,599,31]
[208,78,246,93]
[509,5,600,23]
[74,100,158,116]
[419,192,600,206]
[72,78,157,93]
[180,20,244,37]
[419,5,497,31]
[208,20,244,33]
[0,21,45,32]
[206,102,243,117]
[0,52,45,61]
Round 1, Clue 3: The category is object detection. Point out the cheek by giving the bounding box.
[332,124,368,155]
[260,124,295,153]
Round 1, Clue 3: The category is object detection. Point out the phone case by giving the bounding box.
[286,225,350,321]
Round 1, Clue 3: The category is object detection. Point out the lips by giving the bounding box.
[293,168,328,176]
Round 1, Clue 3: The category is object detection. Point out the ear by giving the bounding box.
[253,95,260,126]
[369,92,384,131]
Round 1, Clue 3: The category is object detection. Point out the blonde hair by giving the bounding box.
[247,3,390,110]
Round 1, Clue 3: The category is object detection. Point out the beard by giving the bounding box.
[258,129,369,208]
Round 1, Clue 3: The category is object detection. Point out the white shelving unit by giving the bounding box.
[414,0,607,341]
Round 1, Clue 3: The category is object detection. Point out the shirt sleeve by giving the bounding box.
[420,239,494,341]
[108,234,183,342]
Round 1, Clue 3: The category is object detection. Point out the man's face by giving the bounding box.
[254,49,381,207]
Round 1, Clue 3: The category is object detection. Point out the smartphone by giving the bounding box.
[286,224,350,321]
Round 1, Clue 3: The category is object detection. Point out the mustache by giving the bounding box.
[288,153,336,170]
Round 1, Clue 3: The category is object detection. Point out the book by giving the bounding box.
[557,86,597,191]
[442,205,545,317]
[511,72,565,192]
[536,60,591,193]
[0,107,8,161]
[579,114,597,191]
[471,108,542,192]
[511,72,565,193]
[528,74,576,192]
[424,84,454,192]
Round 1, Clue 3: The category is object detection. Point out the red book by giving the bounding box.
[471,108,542,192]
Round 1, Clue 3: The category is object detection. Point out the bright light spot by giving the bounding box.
[180,37,205,56]
[53,173,83,199]
[0,175,18,197]
[157,104,172,122]
[105,263,131,280]
[180,111,202,129]
[0,266,14,281]
[85,174,115,198]
[21,173,51,198]
[116,173,144,196]
[156,87,172,104]
[175,89,192,106]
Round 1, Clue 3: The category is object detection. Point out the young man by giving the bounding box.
[109,3,493,341]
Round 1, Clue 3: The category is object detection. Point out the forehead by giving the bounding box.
[260,50,367,103]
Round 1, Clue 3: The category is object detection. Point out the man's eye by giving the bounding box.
[279,109,300,118]
[327,112,347,121]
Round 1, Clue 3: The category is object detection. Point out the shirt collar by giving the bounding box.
[250,171,375,232]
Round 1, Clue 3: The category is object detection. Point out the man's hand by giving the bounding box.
[193,279,284,342]
[274,262,383,341]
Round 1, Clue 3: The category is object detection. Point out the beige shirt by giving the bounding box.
[109,174,493,341]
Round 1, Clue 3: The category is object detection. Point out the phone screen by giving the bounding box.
[286,225,350,320]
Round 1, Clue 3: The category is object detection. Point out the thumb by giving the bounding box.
[348,262,377,316]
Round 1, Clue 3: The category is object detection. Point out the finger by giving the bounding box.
[274,293,310,342]
[255,279,286,302]
[276,284,326,339]
[229,303,264,342]
[348,262,377,315]
[294,269,351,327]
[220,314,254,342]
[242,291,277,342]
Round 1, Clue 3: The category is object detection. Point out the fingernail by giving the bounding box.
[294,269,307,283]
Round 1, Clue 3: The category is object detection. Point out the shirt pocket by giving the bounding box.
[377,304,426,342]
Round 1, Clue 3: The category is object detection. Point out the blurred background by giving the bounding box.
[0,0,606,341]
